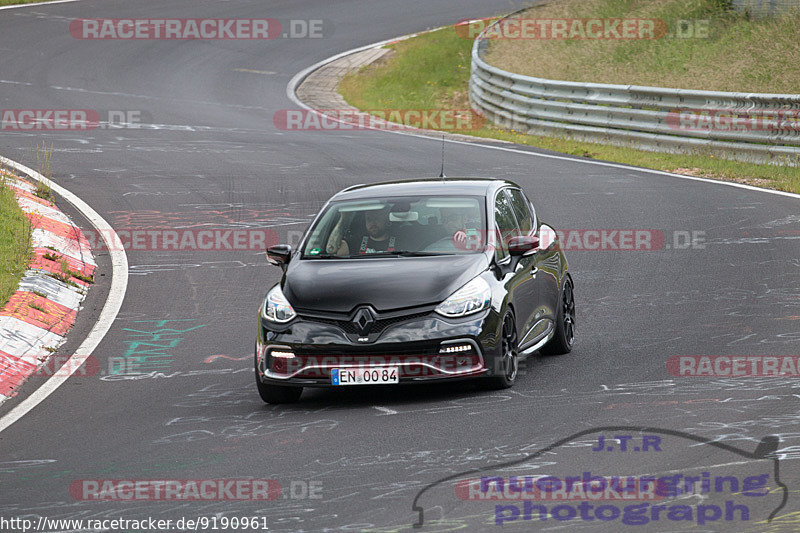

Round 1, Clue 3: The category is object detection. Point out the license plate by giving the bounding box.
[332,367,399,385]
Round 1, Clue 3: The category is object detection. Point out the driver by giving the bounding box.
[335,206,397,256]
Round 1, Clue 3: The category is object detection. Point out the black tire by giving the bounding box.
[488,312,519,389]
[255,355,303,403]
[541,276,575,356]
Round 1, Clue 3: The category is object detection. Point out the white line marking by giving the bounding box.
[641,460,754,477]
[373,406,398,415]
[286,35,800,202]
[0,0,85,10]
[0,156,128,434]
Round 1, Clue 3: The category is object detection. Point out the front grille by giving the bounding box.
[302,311,431,335]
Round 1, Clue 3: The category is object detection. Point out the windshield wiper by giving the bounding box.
[305,251,449,259]
[392,250,448,257]
[349,250,447,257]
[302,253,348,259]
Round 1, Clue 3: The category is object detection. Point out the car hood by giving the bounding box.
[282,254,490,314]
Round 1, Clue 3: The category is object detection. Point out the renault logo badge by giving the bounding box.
[353,307,375,336]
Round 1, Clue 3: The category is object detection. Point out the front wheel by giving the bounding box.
[257,379,303,404]
[541,276,575,356]
[488,312,519,389]
[255,356,303,403]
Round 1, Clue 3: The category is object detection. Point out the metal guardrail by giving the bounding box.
[469,19,800,165]
[732,0,800,17]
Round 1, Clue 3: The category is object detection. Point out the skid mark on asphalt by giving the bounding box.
[109,212,309,230]
[115,319,206,375]
[99,367,251,382]
[203,354,249,364]
[128,260,260,276]
[153,418,339,444]
[46,84,277,114]
[233,68,276,75]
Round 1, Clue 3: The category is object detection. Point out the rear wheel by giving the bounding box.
[541,276,575,355]
[255,354,303,403]
[488,312,518,389]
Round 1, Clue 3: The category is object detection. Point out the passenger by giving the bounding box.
[440,207,468,248]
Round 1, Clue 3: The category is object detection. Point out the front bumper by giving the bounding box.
[256,308,500,386]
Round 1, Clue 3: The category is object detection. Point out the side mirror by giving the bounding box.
[266,244,292,268]
[508,235,539,256]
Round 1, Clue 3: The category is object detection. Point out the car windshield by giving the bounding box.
[301,195,486,258]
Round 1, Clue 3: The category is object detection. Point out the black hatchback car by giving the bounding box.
[255,178,574,403]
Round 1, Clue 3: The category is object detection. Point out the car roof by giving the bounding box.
[331,178,522,200]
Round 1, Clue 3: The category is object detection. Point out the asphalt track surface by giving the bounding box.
[1,1,799,532]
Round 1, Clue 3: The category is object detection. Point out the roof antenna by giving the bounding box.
[439,134,446,180]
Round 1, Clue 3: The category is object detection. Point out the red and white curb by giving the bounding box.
[0,172,95,402]
[0,0,85,10]
[0,156,126,435]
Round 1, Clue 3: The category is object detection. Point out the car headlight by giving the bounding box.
[262,285,297,323]
[435,276,491,318]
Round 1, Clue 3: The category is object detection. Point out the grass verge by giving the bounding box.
[0,0,60,6]
[31,141,54,202]
[0,172,32,307]
[338,24,800,193]
[486,0,800,93]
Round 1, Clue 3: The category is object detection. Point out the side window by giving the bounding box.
[507,189,533,234]
[494,190,520,261]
